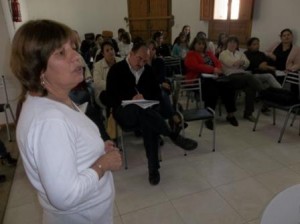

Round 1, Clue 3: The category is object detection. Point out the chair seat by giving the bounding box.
[263,100,300,110]
[182,108,214,121]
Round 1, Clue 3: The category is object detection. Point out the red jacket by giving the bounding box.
[184,50,222,80]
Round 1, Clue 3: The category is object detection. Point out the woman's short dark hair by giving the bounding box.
[226,36,240,49]
[152,31,164,41]
[247,37,259,47]
[10,19,74,98]
[189,37,207,51]
[121,32,131,45]
[100,40,115,53]
[280,28,293,37]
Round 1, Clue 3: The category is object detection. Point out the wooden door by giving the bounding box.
[127,0,173,44]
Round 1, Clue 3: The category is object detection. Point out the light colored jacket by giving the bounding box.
[219,49,250,76]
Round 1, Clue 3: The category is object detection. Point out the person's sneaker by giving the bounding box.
[205,119,214,130]
[244,114,256,122]
[226,116,239,126]
[172,135,198,151]
[0,175,6,183]
[148,169,160,185]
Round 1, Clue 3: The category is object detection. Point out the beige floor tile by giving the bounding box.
[121,202,184,224]
[254,168,300,194]
[115,175,168,214]
[172,189,244,224]
[216,178,273,221]
[190,152,250,187]
[247,219,260,224]
[114,215,123,224]
[3,200,42,224]
[223,148,284,175]
[159,160,210,199]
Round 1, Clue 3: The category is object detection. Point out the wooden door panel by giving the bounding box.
[127,0,172,43]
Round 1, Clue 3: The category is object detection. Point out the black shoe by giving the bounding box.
[0,175,6,183]
[149,169,160,185]
[172,135,198,151]
[205,120,214,130]
[226,116,239,126]
[1,153,17,166]
[244,114,256,122]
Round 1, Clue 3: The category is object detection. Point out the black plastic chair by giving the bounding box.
[253,72,300,143]
[173,78,216,153]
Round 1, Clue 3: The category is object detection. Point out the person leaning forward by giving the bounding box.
[106,39,198,185]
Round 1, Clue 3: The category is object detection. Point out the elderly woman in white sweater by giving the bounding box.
[219,36,262,121]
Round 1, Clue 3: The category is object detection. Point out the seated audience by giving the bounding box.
[184,37,238,128]
[171,32,189,59]
[91,34,104,59]
[266,28,300,73]
[93,41,122,106]
[219,36,262,121]
[118,32,133,58]
[115,28,126,46]
[244,37,281,89]
[152,31,171,57]
[215,33,228,58]
[106,39,197,185]
[95,30,120,62]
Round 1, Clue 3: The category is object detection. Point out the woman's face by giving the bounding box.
[227,41,238,52]
[183,26,190,35]
[148,43,156,59]
[194,42,206,53]
[281,31,293,44]
[43,40,83,90]
[103,44,115,62]
[249,40,260,52]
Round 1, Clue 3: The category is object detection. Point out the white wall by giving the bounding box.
[26,0,128,40]
[172,0,208,42]
[252,0,300,50]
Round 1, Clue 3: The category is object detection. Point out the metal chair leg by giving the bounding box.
[212,117,216,152]
[253,104,263,131]
[199,120,204,137]
[278,109,293,143]
[290,109,298,127]
[273,108,276,125]
[4,108,12,142]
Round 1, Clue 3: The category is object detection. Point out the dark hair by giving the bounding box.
[95,34,102,41]
[118,28,126,34]
[247,37,259,47]
[174,32,187,45]
[190,37,207,51]
[131,37,147,52]
[100,40,115,52]
[280,28,293,37]
[146,39,157,49]
[10,19,74,100]
[226,36,240,49]
[196,31,207,39]
[217,33,228,47]
[182,25,191,43]
[152,31,164,41]
[121,32,131,45]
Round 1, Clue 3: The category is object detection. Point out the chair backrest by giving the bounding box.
[163,56,182,78]
[282,72,300,100]
[0,75,9,105]
[260,184,300,224]
[173,78,203,109]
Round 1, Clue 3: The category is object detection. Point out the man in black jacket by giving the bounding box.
[106,40,197,185]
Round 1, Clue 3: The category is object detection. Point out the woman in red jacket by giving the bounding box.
[185,37,238,128]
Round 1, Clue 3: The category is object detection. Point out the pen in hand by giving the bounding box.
[135,87,139,94]
[133,87,144,100]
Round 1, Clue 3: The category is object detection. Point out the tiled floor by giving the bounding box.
[3,106,300,224]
